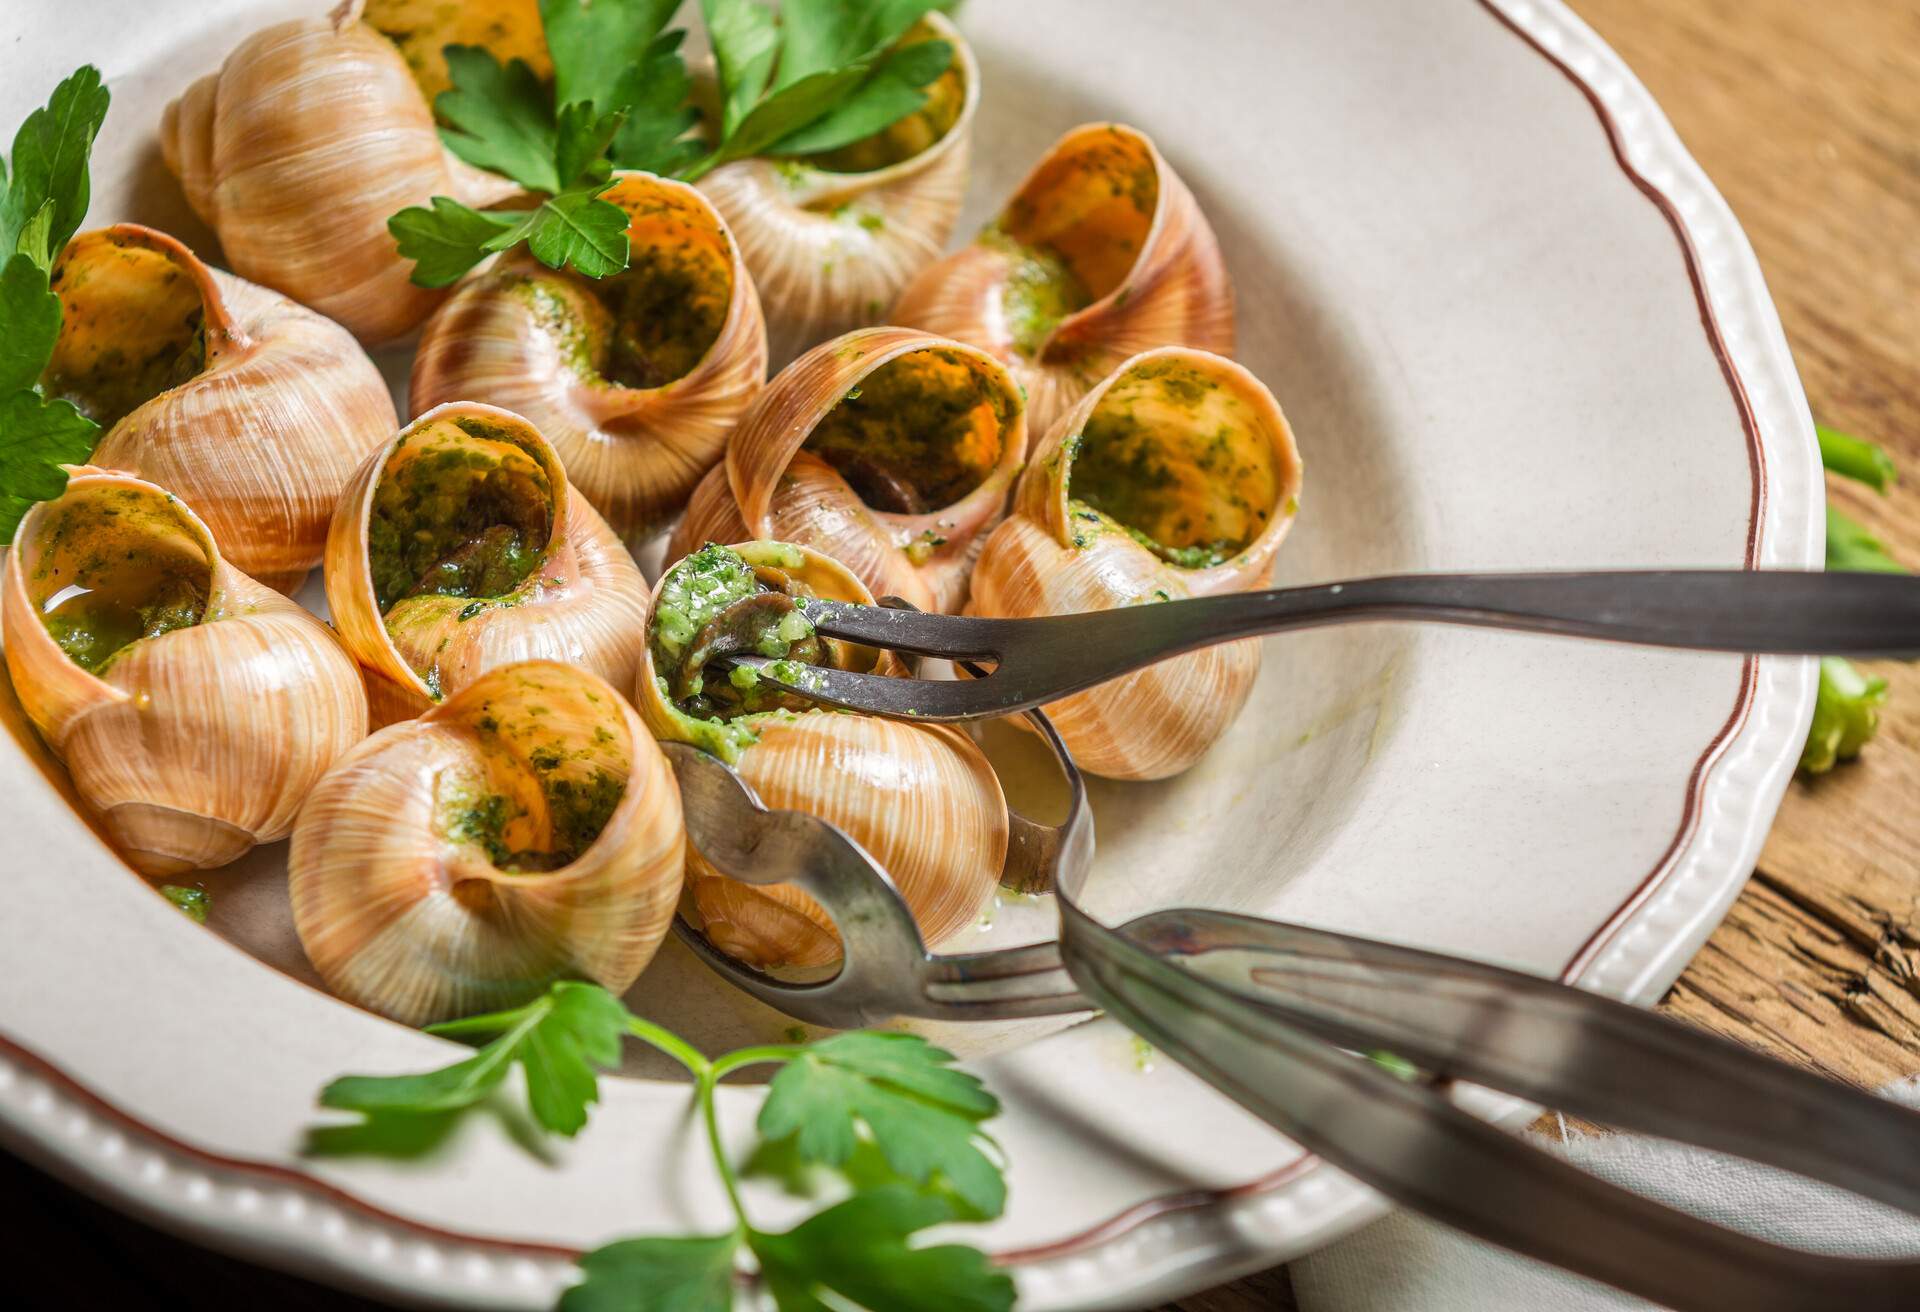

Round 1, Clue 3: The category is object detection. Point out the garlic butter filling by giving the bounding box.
[1065,357,1282,569]
[28,487,212,674]
[802,348,1012,516]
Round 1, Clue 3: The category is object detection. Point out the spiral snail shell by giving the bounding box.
[967,348,1303,780]
[696,12,979,363]
[41,224,396,593]
[410,172,768,545]
[289,659,684,1027]
[2,468,369,875]
[324,403,649,727]
[892,122,1234,439]
[160,2,531,344]
[637,541,1006,970]
[668,328,1027,612]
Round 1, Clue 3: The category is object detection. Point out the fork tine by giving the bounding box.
[797,598,1010,657]
[722,657,1013,720]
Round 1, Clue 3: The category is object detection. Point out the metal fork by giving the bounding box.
[664,695,1920,1311]
[723,569,1920,719]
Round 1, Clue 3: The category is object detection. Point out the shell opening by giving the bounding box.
[988,126,1160,358]
[646,541,877,761]
[527,178,738,391]
[649,543,834,726]
[44,236,208,431]
[360,0,550,102]
[433,663,634,875]
[368,415,557,618]
[802,347,1015,515]
[1065,357,1280,569]
[800,21,967,179]
[21,483,213,675]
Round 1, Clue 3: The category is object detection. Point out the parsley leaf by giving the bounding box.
[1801,656,1890,774]
[766,39,952,158]
[682,0,957,180]
[0,65,109,270]
[0,67,110,543]
[0,252,61,393]
[749,1187,1015,1312]
[554,102,626,190]
[316,985,1013,1312]
[0,390,97,542]
[608,31,705,175]
[542,0,686,113]
[1827,506,1907,574]
[777,0,944,86]
[1817,424,1897,494]
[562,1233,738,1312]
[516,188,632,278]
[320,981,631,1136]
[435,47,562,192]
[388,197,525,288]
[703,0,783,138]
[758,1031,1005,1217]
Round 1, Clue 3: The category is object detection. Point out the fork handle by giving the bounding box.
[1026,570,1920,695]
[1061,903,1920,1312]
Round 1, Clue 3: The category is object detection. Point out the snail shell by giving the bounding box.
[290,659,683,1026]
[410,172,768,544]
[892,122,1234,438]
[696,13,979,362]
[42,224,396,593]
[2,468,369,875]
[968,348,1303,780]
[160,4,526,344]
[325,402,649,727]
[668,328,1027,612]
[637,541,1005,969]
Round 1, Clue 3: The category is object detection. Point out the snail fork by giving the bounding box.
[720,568,1920,722]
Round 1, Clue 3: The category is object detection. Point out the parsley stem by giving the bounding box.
[624,1015,711,1078]
[707,1044,805,1081]
[696,1069,751,1232]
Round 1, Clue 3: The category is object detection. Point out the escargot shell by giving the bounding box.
[2,468,369,875]
[324,402,649,726]
[637,540,1006,969]
[160,2,531,343]
[669,328,1027,612]
[43,224,397,593]
[968,348,1303,780]
[892,122,1234,438]
[290,659,683,1026]
[411,171,768,545]
[696,12,980,362]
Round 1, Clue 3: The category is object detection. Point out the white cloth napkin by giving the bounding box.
[1291,1077,1920,1312]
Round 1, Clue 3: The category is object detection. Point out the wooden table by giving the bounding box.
[7,1,1916,1308]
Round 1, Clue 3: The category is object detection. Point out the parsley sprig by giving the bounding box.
[390,0,955,288]
[1803,424,1907,773]
[319,981,1015,1311]
[0,67,109,542]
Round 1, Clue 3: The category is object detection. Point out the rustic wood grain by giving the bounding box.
[1166,0,1920,1304]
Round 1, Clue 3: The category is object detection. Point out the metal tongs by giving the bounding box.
[665,568,1920,1311]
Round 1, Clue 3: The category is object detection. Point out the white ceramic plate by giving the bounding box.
[0,0,1820,1307]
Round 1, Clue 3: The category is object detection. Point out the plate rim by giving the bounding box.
[0,0,1823,1306]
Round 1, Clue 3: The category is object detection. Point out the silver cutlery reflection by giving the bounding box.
[721,569,1920,720]
[664,692,1920,1312]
